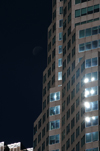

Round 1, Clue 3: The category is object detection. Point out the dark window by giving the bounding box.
[71,118,75,129]
[66,123,70,135]
[71,103,75,114]
[76,127,80,138]
[72,47,75,57]
[76,111,80,123]
[67,109,70,120]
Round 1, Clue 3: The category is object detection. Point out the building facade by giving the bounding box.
[33,0,100,151]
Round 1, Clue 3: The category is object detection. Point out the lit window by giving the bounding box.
[49,120,60,130]
[58,58,62,67]
[58,45,62,54]
[59,32,63,41]
[84,101,98,112]
[85,116,98,127]
[49,106,60,116]
[85,86,98,98]
[86,133,92,143]
[58,72,62,80]
[50,92,60,102]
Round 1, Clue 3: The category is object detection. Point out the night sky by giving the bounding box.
[0,0,52,148]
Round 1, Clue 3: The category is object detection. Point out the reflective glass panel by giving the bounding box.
[86,59,91,68]
[58,72,62,80]
[92,116,98,126]
[86,42,91,51]
[94,4,99,13]
[59,45,62,54]
[79,43,85,52]
[58,58,62,67]
[56,134,59,143]
[85,102,91,112]
[79,30,85,38]
[86,133,92,143]
[99,26,100,33]
[92,27,98,35]
[75,0,80,4]
[92,57,97,66]
[85,73,91,82]
[86,117,91,127]
[87,6,93,14]
[81,8,87,16]
[56,120,60,129]
[91,72,97,81]
[86,28,91,37]
[92,131,98,141]
[56,92,60,100]
[98,40,100,48]
[75,9,80,17]
[50,107,55,116]
[56,106,60,114]
[50,121,56,130]
[92,101,98,111]
[93,148,98,151]
[92,40,98,49]
[49,135,55,144]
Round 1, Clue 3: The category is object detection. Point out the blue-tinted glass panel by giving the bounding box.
[92,101,98,111]
[86,118,91,127]
[92,58,97,67]
[87,6,93,14]
[56,106,60,114]
[81,8,87,16]
[50,107,55,116]
[91,72,97,81]
[92,131,98,141]
[79,30,85,38]
[86,59,91,68]
[92,27,98,35]
[56,120,60,129]
[86,42,91,51]
[75,9,80,17]
[92,116,98,126]
[56,134,59,143]
[93,148,98,151]
[92,40,98,49]
[86,28,91,37]
[49,135,55,144]
[79,43,85,52]
[98,40,100,48]
[86,133,92,143]
[59,45,62,54]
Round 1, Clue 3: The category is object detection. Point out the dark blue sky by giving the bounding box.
[0,0,52,148]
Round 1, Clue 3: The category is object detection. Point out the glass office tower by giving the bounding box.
[33,0,100,151]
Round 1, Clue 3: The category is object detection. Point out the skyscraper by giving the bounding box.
[33,0,100,151]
